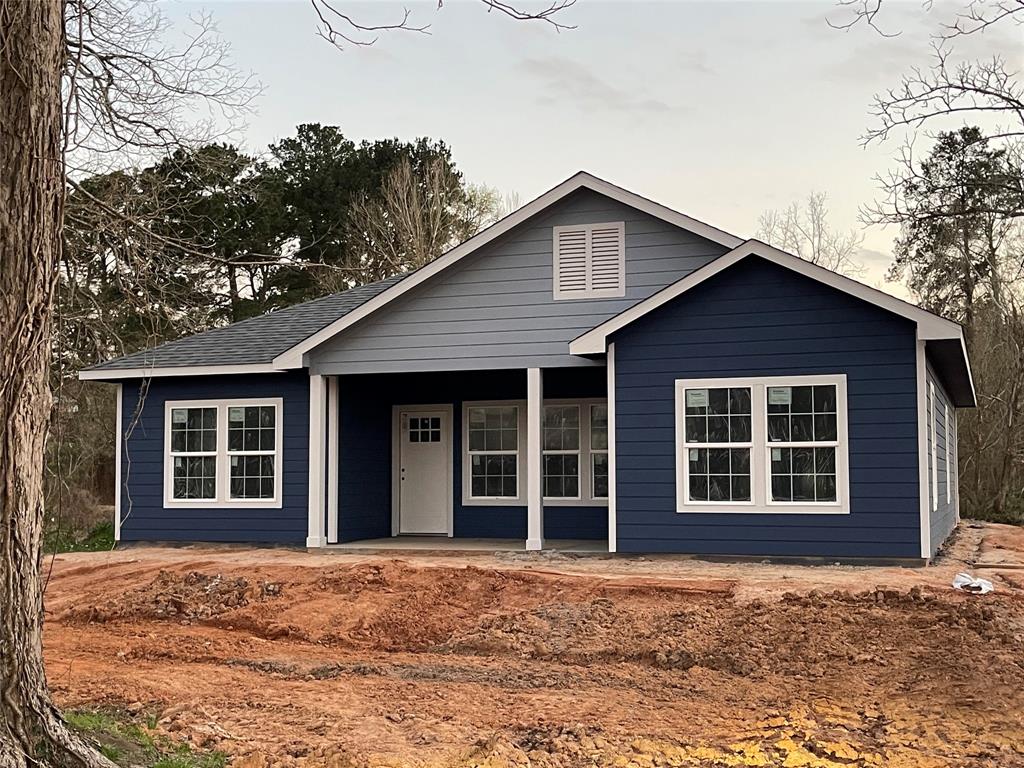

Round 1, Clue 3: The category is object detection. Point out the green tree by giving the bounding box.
[886,128,1023,334]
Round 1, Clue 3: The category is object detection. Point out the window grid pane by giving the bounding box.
[687,447,751,502]
[468,407,518,498]
[684,387,751,446]
[230,455,275,499]
[592,452,609,499]
[172,455,216,500]
[408,415,442,443]
[591,405,608,451]
[170,407,217,454]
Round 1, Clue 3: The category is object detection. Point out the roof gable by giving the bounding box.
[570,239,976,406]
[272,172,744,369]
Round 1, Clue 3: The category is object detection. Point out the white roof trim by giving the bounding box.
[79,363,284,381]
[570,239,966,355]
[272,171,744,369]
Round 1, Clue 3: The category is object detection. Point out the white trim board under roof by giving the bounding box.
[569,239,976,407]
[270,172,744,369]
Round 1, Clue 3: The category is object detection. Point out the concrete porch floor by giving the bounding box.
[321,536,608,554]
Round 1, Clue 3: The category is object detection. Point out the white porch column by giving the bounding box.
[526,367,544,551]
[307,374,327,548]
[326,375,340,544]
[607,343,617,554]
[114,383,123,542]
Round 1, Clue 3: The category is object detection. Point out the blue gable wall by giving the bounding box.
[612,256,922,559]
[338,368,608,542]
[119,372,310,544]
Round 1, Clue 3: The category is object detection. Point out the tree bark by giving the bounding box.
[0,2,115,766]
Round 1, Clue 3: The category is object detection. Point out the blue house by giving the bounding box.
[82,173,975,562]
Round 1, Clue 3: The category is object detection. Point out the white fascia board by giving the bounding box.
[272,171,745,369]
[570,239,965,355]
[79,363,285,381]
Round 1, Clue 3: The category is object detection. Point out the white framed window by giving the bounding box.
[461,399,609,507]
[766,383,839,505]
[591,404,609,499]
[675,375,849,514]
[944,401,951,504]
[168,406,218,500]
[681,386,753,504]
[543,405,580,499]
[553,222,626,300]
[464,403,522,503]
[164,398,284,508]
[930,381,938,512]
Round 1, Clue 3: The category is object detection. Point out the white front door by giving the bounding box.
[398,409,450,534]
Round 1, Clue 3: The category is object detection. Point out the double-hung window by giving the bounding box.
[676,375,848,513]
[543,405,581,499]
[165,399,283,508]
[766,384,838,504]
[682,387,752,503]
[169,406,218,500]
[227,405,278,500]
[462,399,609,506]
[466,405,520,500]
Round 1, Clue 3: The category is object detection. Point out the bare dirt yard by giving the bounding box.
[44,522,1024,768]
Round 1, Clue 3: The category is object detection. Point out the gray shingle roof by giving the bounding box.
[86,273,408,371]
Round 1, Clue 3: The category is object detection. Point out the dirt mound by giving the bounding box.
[41,534,1024,768]
[62,570,284,623]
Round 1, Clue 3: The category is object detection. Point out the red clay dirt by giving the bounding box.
[43,522,1024,767]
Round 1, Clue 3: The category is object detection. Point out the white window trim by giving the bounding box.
[544,398,608,507]
[930,381,938,513]
[944,401,951,504]
[552,221,626,301]
[678,383,755,508]
[462,400,527,506]
[164,398,284,509]
[590,402,609,502]
[461,398,610,507]
[675,375,850,514]
[542,403,582,502]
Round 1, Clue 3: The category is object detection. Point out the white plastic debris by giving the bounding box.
[952,572,994,595]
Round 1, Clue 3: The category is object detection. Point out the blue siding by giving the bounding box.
[119,372,310,544]
[338,369,608,542]
[928,361,957,554]
[613,256,922,559]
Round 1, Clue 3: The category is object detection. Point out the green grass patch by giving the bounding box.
[45,520,115,554]
[64,707,226,768]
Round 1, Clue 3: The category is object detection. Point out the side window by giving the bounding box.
[169,407,217,500]
[165,400,282,507]
[467,406,519,499]
[676,376,847,513]
[682,386,752,503]
[766,384,838,503]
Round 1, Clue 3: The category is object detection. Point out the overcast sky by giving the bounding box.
[161,0,1022,295]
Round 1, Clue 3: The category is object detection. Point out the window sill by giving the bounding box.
[164,498,283,510]
[545,498,609,507]
[462,496,525,507]
[676,504,850,515]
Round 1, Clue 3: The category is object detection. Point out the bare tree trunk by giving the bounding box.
[0,2,114,766]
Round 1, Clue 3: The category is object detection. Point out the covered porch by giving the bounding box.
[305,365,614,552]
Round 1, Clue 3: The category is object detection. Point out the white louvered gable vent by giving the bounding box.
[553,222,626,300]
